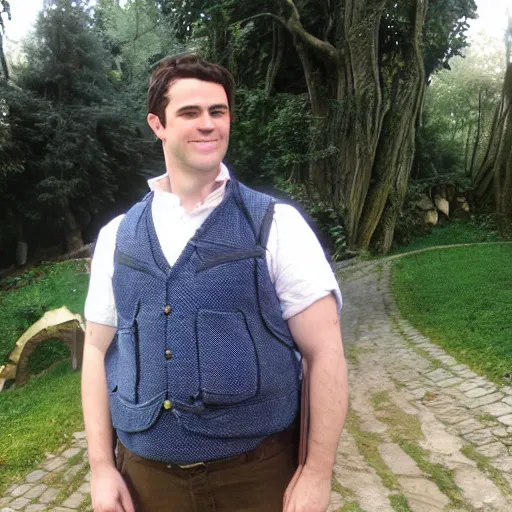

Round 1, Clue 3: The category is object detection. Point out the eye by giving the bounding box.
[211,110,226,117]
[182,111,197,118]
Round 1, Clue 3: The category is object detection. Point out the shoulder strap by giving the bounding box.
[141,191,154,203]
[232,180,276,249]
[258,200,276,249]
[116,192,153,246]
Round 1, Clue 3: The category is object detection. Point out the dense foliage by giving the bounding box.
[420,39,504,182]
[1,0,510,265]
[1,0,151,266]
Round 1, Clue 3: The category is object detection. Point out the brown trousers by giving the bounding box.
[116,427,298,512]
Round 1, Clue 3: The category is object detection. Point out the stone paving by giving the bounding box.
[330,261,512,511]
[2,258,512,511]
[0,432,91,512]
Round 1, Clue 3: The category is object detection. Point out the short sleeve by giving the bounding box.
[84,215,124,327]
[266,204,342,320]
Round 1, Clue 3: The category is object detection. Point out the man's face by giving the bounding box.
[149,78,231,175]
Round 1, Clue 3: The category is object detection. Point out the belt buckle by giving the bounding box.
[177,461,207,469]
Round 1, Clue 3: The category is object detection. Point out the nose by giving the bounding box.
[198,112,214,131]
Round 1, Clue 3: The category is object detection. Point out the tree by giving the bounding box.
[95,0,186,120]
[1,0,480,258]
[0,85,51,263]
[12,0,115,251]
[176,0,477,253]
[420,38,503,183]
[473,16,512,237]
[492,64,512,237]
[0,0,9,81]
[1,0,148,259]
[19,0,111,106]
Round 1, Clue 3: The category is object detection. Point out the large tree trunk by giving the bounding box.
[373,95,425,253]
[469,89,483,177]
[294,41,334,196]
[265,23,285,95]
[280,0,388,244]
[473,63,512,233]
[274,0,427,254]
[61,201,84,253]
[356,74,426,252]
[0,33,8,81]
[333,0,389,245]
[472,103,502,202]
[359,0,427,253]
[494,64,512,237]
[465,123,474,175]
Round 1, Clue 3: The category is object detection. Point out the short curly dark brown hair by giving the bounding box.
[148,54,235,127]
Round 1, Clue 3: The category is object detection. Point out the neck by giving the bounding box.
[163,153,222,212]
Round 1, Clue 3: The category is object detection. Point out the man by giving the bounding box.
[82,54,348,512]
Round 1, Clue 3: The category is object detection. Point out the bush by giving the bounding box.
[227,90,312,186]
[227,89,349,258]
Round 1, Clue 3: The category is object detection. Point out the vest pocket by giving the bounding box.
[197,310,259,405]
[117,326,138,404]
[195,249,265,273]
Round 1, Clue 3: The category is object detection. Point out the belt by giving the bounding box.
[117,421,298,473]
[177,461,208,469]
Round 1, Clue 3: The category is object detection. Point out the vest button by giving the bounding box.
[163,305,172,315]
[163,400,172,410]
[165,349,173,360]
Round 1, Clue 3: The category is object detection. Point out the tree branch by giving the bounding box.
[323,0,334,41]
[277,0,339,63]
[235,2,339,62]
[233,12,287,29]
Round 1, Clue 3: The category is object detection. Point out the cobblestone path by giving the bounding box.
[3,259,512,511]
[0,432,91,512]
[331,261,512,511]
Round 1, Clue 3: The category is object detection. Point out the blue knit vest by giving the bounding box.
[105,180,301,464]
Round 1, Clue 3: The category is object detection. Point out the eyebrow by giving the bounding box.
[176,104,229,114]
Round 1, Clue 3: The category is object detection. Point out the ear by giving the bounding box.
[147,113,166,141]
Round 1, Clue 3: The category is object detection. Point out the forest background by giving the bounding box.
[1,0,512,265]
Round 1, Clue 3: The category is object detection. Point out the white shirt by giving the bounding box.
[85,165,342,327]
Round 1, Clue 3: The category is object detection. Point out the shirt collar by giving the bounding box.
[147,163,231,192]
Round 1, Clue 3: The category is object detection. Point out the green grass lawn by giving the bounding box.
[394,220,500,254]
[0,261,89,493]
[0,363,83,493]
[392,244,512,383]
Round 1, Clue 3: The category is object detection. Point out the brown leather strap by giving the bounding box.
[298,359,310,466]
